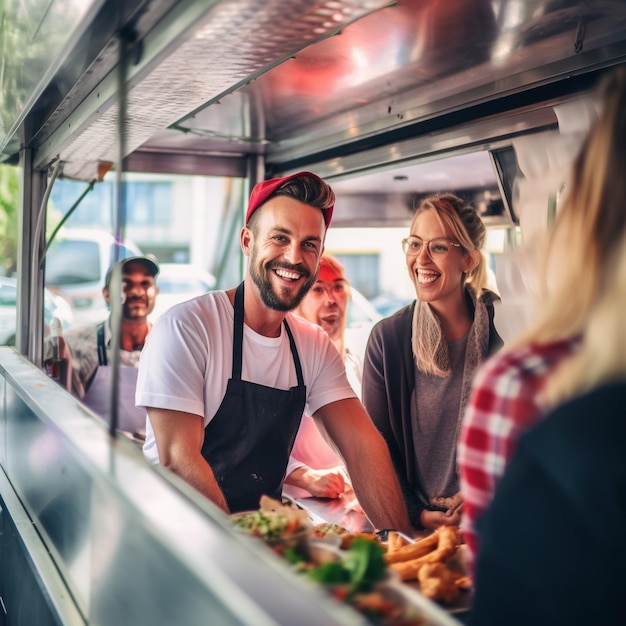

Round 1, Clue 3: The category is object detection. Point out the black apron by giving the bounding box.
[201,282,306,513]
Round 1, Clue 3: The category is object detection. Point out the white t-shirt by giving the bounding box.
[136,291,356,463]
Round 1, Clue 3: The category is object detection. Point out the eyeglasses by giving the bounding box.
[401,236,462,258]
[309,281,349,299]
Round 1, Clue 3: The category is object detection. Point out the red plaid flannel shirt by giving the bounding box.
[458,338,578,571]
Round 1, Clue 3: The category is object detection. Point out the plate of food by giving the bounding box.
[286,535,459,625]
[230,495,312,552]
[313,522,381,550]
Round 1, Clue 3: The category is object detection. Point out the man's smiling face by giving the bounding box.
[246,196,325,312]
[105,260,159,321]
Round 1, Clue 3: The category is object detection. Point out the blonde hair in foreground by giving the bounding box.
[516,65,626,348]
[544,226,626,405]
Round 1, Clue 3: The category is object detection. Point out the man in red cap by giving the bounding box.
[137,171,412,534]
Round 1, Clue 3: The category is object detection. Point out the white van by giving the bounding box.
[45,229,143,325]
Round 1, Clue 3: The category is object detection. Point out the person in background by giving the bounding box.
[470,212,626,626]
[458,65,626,573]
[283,254,361,505]
[46,256,160,434]
[136,171,412,533]
[362,193,503,531]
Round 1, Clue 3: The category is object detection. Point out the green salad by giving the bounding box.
[233,510,294,542]
[285,537,387,595]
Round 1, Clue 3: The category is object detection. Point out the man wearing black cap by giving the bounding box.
[47,255,160,434]
[136,171,412,534]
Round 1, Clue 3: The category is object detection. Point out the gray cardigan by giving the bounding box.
[362,290,503,527]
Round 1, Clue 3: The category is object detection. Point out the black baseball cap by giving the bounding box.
[104,256,160,288]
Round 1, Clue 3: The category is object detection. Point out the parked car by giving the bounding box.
[0,277,74,346]
[45,229,143,325]
[150,263,217,321]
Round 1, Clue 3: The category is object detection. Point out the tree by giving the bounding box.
[0,164,19,276]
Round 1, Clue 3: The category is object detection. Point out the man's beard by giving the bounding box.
[123,297,148,319]
[249,248,317,312]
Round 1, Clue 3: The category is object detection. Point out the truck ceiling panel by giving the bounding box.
[140,0,626,172]
[27,0,393,181]
[5,0,626,186]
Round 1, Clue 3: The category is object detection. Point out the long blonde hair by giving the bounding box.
[544,226,626,405]
[517,66,626,347]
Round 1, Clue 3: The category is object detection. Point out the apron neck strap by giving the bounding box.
[283,319,304,387]
[233,282,245,378]
[97,321,108,366]
[232,282,304,386]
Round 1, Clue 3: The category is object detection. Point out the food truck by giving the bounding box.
[1,0,625,623]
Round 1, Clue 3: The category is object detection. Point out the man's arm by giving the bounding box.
[147,407,230,513]
[313,397,412,535]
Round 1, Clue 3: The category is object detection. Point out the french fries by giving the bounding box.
[384,525,469,605]
[388,526,461,580]
[386,531,411,554]
[418,563,460,605]
[384,531,439,564]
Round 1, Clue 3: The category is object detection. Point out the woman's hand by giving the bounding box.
[419,496,463,529]
[420,509,457,529]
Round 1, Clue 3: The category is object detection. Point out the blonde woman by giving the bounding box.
[362,192,503,530]
[458,65,626,572]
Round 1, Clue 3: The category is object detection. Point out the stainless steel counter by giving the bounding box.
[0,348,370,625]
[0,347,463,625]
